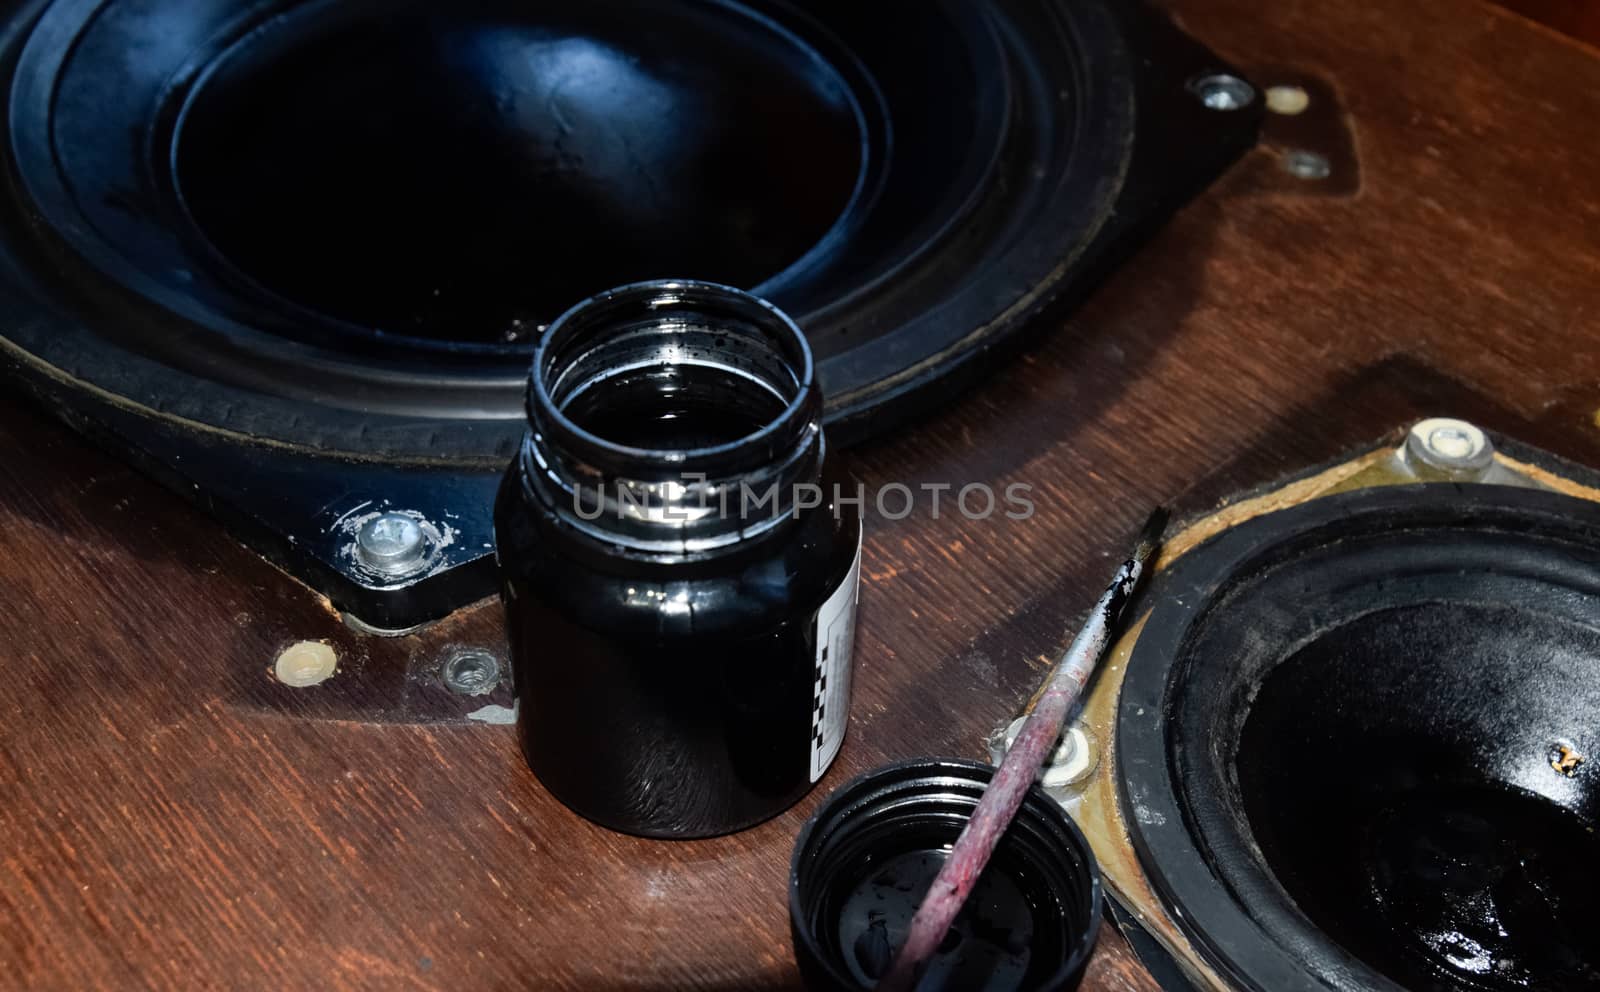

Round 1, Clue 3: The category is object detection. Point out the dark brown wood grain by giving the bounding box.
[1489,0,1600,47]
[6,0,1600,988]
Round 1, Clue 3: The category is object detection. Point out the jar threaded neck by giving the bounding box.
[521,280,824,555]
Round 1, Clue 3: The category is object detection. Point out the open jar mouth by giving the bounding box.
[523,280,825,556]
[530,279,819,476]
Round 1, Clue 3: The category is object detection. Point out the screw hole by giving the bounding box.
[1282,150,1332,181]
[441,650,501,696]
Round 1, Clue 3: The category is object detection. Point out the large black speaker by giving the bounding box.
[1119,484,1600,991]
[0,0,1257,625]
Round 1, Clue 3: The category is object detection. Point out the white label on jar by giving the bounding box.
[810,534,862,783]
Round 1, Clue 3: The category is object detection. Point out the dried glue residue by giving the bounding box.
[1550,743,1585,778]
[466,703,517,725]
[1265,84,1310,115]
[274,641,337,687]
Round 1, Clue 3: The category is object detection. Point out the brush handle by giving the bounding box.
[876,533,1155,992]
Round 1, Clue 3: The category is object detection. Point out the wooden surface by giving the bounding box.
[7,0,1600,988]
[1491,0,1600,47]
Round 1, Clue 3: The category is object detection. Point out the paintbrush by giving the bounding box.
[876,507,1169,992]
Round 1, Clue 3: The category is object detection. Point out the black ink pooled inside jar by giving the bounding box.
[836,843,1037,991]
[791,759,1100,992]
[561,358,789,451]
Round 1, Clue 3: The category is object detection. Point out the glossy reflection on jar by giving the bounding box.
[495,280,862,838]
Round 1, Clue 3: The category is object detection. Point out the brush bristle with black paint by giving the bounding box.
[1133,506,1170,566]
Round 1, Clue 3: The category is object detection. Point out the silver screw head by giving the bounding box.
[1189,74,1256,111]
[441,650,501,696]
[356,512,428,575]
[999,717,1097,788]
[1406,418,1494,477]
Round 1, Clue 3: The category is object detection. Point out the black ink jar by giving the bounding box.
[495,280,862,839]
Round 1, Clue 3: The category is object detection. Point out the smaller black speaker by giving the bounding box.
[1120,484,1600,992]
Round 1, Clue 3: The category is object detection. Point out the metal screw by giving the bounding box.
[356,512,428,576]
[1405,417,1495,478]
[441,650,501,696]
[1189,74,1256,111]
[999,717,1097,788]
[1282,150,1331,180]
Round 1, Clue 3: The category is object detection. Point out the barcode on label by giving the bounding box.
[810,537,861,782]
